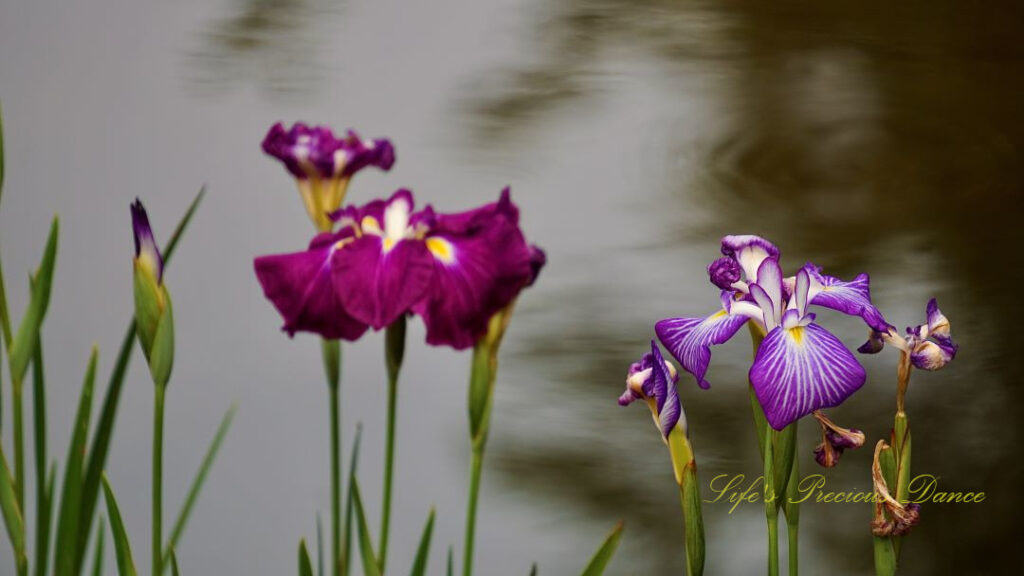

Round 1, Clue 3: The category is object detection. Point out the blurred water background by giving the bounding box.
[1,0,1022,573]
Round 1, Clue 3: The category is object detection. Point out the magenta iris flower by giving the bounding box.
[254,188,543,349]
[655,235,889,430]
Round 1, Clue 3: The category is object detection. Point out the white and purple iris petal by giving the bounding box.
[749,267,867,430]
[802,263,891,332]
[618,342,683,437]
[909,299,958,370]
[655,305,749,390]
[721,235,780,282]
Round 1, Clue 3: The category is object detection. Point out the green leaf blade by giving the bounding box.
[299,539,315,576]
[579,522,624,576]
[351,480,381,576]
[409,508,436,576]
[9,216,59,384]
[102,475,138,576]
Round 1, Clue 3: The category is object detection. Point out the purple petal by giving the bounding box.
[262,123,394,181]
[857,330,886,354]
[412,190,533,349]
[756,258,784,325]
[655,311,748,389]
[721,235,780,280]
[332,235,435,330]
[803,263,891,332]
[131,198,163,282]
[910,337,957,371]
[750,323,867,430]
[926,298,951,336]
[650,343,681,437]
[527,245,547,287]
[253,237,369,340]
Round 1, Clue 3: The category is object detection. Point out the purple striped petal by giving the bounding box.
[655,311,748,389]
[750,323,866,430]
[254,233,369,340]
[332,235,435,330]
[803,263,890,332]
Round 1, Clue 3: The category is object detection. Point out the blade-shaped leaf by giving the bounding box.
[92,518,105,576]
[351,480,381,576]
[409,508,435,576]
[35,464,56,576]
[102,475,138,576]
[342,424,363,576]
[316,514,324,576]
[32,340,50,576]
[169,548,181,576]
[579,522,624,576]
[446,546,453,576]
[299,539,315,576]
[9,216,59,384]
[0,98,6,201]
[164,403,237,562]
[529,563,538,576]
[0,446,26,568]
[77,189,205,567]
[55,348,98,575]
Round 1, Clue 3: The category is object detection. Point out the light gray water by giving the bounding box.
[1,0,1021,574]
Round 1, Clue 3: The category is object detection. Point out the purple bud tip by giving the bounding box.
[131,198,163,282]
[707,257,742,290]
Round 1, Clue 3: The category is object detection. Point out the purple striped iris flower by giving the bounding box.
[858,298,957,370]
[655,235,889,430]
[262,122,395,230]
[254,188,543,349]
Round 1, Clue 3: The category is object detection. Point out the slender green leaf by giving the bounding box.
[32,339,50,576]
[77,189,205,566]
[409,508,435,576]
[169,548,181,576]
[579,522,624,576]
[34,464,56,576]
[342,424,363,576]
[299,539,315,576]
[9,217,59,384]
[529,563,537,576]
[55,348,98,575]
[0,447,26,569]
[164,403,237,562]
[102,476,138,576]
[351,480,381,576]
[446,546,453,576]
[316,513,324,576]
[92,518,105,576]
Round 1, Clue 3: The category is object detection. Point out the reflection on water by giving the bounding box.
[189,0,342,95]
[2,0,1022,573]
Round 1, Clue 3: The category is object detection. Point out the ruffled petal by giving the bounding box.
[253,239,369,340]
[750,323,866,430]
[803,263,891,332]
[413,190,533,349]
[332,235,435,330]
[655,311,748,389]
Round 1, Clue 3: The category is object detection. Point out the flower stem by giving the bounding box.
[321,339,342,576]
[763,425,779,576]
[153,382,166,576]
[462,442,484,576]
[667,427,705,576]
[12,380,24,509]
[378,317,406,573]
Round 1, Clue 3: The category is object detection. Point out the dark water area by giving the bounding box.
[1,0,1022,573]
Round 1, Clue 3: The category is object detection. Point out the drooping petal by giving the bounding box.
[925,298,951,337]
[750,323,867,430]
[332,235,435,330]
[655,311,748,389]
[337,130,395,178]
[803,263,891,332]
[254,236,369,340]
[412,190,534,349]
[910,338,957,371]
[721,235,780,280]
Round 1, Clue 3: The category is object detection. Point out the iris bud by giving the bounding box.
[132,199,174,387]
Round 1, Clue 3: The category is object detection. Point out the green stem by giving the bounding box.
[767,517,779,576]
[329,383,341,576]
[13,381,24,510]
[462,443,484,576]
[378,318,406,572]
[873,536,897,576]
[784,455,799,576]
[667,427,705,576]
[764,425,779,576]
[153,383,166,576]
